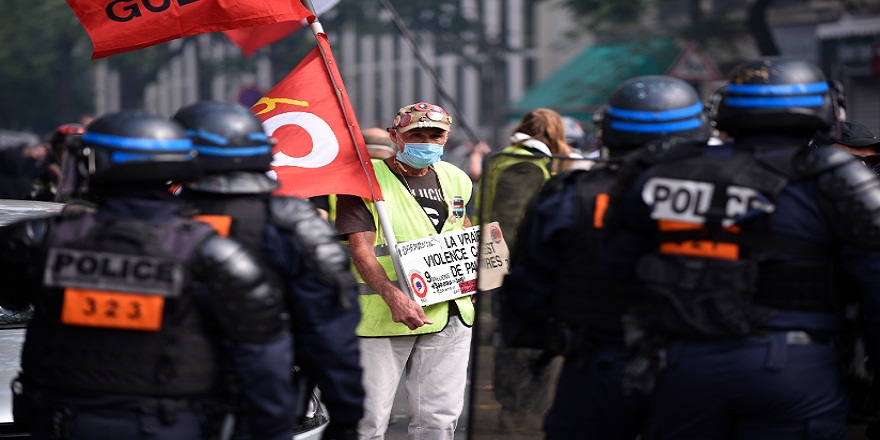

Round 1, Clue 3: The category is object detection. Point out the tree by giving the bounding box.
[0,1,93,134]
[558,0,777,55]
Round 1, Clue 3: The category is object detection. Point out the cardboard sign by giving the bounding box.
[396,222,510,306]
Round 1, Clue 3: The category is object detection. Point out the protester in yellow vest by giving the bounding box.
[335,102,475,439]
[475,107,574,432]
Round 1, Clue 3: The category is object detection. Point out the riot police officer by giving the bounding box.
[502,75,711,439]
[603,57,880,439]
[0,110,297,439]
[171,102,364,440]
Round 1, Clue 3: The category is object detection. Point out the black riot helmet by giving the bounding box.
[597,75,710,156]
[710,57,843,138]
[172,101,274,173]
[81,110,198,186]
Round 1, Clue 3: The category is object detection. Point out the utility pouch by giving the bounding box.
[635,254,773,337]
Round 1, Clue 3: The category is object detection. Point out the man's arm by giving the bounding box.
[348,230,433,330]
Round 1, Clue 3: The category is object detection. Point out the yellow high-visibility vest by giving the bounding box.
[354,159,475,337]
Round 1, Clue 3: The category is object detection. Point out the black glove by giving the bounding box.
[321,423,358,440]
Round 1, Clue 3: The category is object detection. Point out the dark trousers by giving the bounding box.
[30,407,204,439]
[643,334,849,440]
[544,343,647,440]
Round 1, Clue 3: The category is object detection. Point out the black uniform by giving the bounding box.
[0,196,294,440]
[179,175,364,437]
[601,58,880,439]
[502,74,712,440]
[172,101,364,440]
[502,162,648,440]
[0,110,296,440]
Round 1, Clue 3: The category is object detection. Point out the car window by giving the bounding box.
[0,200,63,327]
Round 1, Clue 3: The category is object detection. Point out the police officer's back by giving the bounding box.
[172,102,364,440]
[0,110,295,439]
[604,57,880,439]
[502,75,711,440]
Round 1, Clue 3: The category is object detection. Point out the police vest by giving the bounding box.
[184,175,356,299]
[187,193,283,289]
[355,160,475,337]
[474,146,551,226]
[23,213,218,397]
[631,141,842,337]
[547,167,646,334]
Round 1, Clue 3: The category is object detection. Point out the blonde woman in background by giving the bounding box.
[474,107,574,432]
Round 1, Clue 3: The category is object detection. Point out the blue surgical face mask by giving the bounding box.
[396,143,444,169]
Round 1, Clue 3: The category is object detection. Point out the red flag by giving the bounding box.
[225,21,302,58]
[253,33,382,201]
[224,0,340,57]
[66,0,314,59]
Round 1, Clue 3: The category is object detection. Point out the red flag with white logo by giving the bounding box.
[253,33,382,201]
[66,0,313,59]
[224,0,341,57]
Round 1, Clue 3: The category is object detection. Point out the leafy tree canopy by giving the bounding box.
[0,1,92,134]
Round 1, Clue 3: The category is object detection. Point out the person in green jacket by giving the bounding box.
[476,107,575,432]
[475,108,574,246]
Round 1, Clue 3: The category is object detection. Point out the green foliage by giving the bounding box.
[0,1,94,134]
[559,0,744,47]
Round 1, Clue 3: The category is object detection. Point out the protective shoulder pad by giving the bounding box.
[798,145,862,177]
[192,235,286,343]
[0,217,55,310]
[810,147,880,248]
[269,196,356,305]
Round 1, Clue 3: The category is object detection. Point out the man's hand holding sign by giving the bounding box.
[395,222,510,307]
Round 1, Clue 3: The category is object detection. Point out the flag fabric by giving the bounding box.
[225,21,302,58]
[224,0,341,57]
[66,0,314,59]
[253,33,382,201]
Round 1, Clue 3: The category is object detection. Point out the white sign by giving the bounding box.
[396,222,510,306]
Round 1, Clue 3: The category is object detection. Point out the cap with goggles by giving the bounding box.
[391,102,453,134]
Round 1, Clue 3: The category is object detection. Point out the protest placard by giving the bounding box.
[396,221,509,306]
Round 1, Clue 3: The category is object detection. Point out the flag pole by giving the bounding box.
[299,0,411,298]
